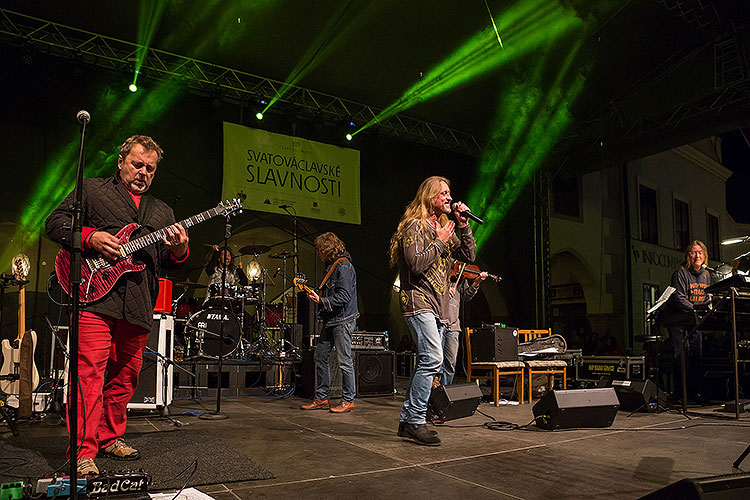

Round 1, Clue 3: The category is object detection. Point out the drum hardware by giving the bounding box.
[239,244,272,256]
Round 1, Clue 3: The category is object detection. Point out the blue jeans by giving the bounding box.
[440,329,460,385]
[314,320,356,402]
[400,312,445,424]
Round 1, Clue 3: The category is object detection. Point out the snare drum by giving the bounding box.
[185,307,240,358]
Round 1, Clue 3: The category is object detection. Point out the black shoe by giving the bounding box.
[399,422,441,446]
[398,421,438,437]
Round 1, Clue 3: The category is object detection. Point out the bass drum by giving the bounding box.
[185,307,240,358]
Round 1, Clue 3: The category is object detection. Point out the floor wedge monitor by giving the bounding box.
[533,388,619,430]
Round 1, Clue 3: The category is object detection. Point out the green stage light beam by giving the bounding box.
[467,42,586,251]
[263,0,380,116]
[1,77,186,266]
[133,0,169,89]
[354,0,583,136]
[485,0,504,48]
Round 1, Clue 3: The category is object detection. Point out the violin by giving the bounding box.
[450,261,502,282]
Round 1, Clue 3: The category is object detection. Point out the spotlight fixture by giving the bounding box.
[721,236,750,246]
[256,112,264,120]
[345,133,353,141]
[129,83,138,93]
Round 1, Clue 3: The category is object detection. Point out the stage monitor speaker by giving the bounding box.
[129,314,174,410]
[638,472,750,499]
[600,378,661,412]
[356,350,395,397]
[429,382,482,421]
[471,326,518,362]
[316,349,395,398]
[533,388,619,430]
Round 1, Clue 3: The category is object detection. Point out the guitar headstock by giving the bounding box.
[12,253,30,282]
[293,275,308,290]
[219,198,243,216]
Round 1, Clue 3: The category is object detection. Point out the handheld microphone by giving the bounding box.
[451,202,483,225]
[76,110,91,123]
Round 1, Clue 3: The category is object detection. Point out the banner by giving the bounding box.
[222,122,361,224]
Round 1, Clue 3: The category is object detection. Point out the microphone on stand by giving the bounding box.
[76,110,91,124]
[451,202,484,225]
[702,263,716,272]
[273,267,281,278]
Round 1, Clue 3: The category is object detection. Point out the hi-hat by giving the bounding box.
[270,250,298,259]
[175,280,207,289]
[239,244,271,255]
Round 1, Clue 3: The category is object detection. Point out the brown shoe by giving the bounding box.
[99,438,140,460]
[300,398,330,410]
[329,401,354,413]
[76,457,99,475]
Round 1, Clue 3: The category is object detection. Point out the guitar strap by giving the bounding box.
[318,257,348,290]
[18,333,33,419]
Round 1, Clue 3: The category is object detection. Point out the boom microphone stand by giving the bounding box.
[200,215,233,421]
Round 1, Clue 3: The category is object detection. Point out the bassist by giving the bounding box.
[45,135,189,476]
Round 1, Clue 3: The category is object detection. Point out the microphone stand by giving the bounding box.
[68,113,89,499]
[200,215,231,421]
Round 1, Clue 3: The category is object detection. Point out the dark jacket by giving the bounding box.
[318,252,359,327]
[45,175,184,331]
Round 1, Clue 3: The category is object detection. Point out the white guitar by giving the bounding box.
[0,254,40,394]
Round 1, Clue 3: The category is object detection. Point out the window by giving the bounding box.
[551,175,581,219]
[674,199,690,250]
[639,185,658,244]
[707,213,720,260]
[643,284,660,336]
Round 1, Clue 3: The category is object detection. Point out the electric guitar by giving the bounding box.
[0,255,40,395]
[55,199,243,303]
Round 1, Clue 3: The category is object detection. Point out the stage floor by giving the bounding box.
[5,383,750,500]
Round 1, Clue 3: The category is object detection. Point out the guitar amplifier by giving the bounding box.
[128,314,174,409]
[351,331,388,350]
[471,326,518,362]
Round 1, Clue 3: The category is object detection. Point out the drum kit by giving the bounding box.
[171,244,302,362]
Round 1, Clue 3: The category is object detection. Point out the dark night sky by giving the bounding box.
[722,129,750,224]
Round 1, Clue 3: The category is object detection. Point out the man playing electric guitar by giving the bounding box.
[45,135,189,476]
[299,232,359,413]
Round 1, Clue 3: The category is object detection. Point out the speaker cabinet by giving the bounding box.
[429,382,482,421]
[355,350,395,397]
[306,349,395,398]
[638,472,750,499]
[533,388,619,430]
[604,379,660,412]
[471,326,518,362]
[128,314,174,410]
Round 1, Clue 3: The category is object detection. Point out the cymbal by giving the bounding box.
[239,244,272,255]
[269,250,298,259]
[175,280,207,289]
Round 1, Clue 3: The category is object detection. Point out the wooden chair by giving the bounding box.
[464,327,525,406]
[518,329,567,404]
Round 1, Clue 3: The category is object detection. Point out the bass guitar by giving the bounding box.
[55,199,243,303]
[0,254,40,395]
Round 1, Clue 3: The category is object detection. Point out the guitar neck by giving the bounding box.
[121,206,225,255]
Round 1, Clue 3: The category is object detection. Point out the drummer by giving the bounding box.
[205,245,248,303]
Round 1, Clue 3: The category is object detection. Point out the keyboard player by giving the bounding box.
[660,240,711,402]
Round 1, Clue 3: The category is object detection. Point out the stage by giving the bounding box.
[4,379,750,500]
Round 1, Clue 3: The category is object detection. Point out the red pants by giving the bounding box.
[67,311,149,459]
